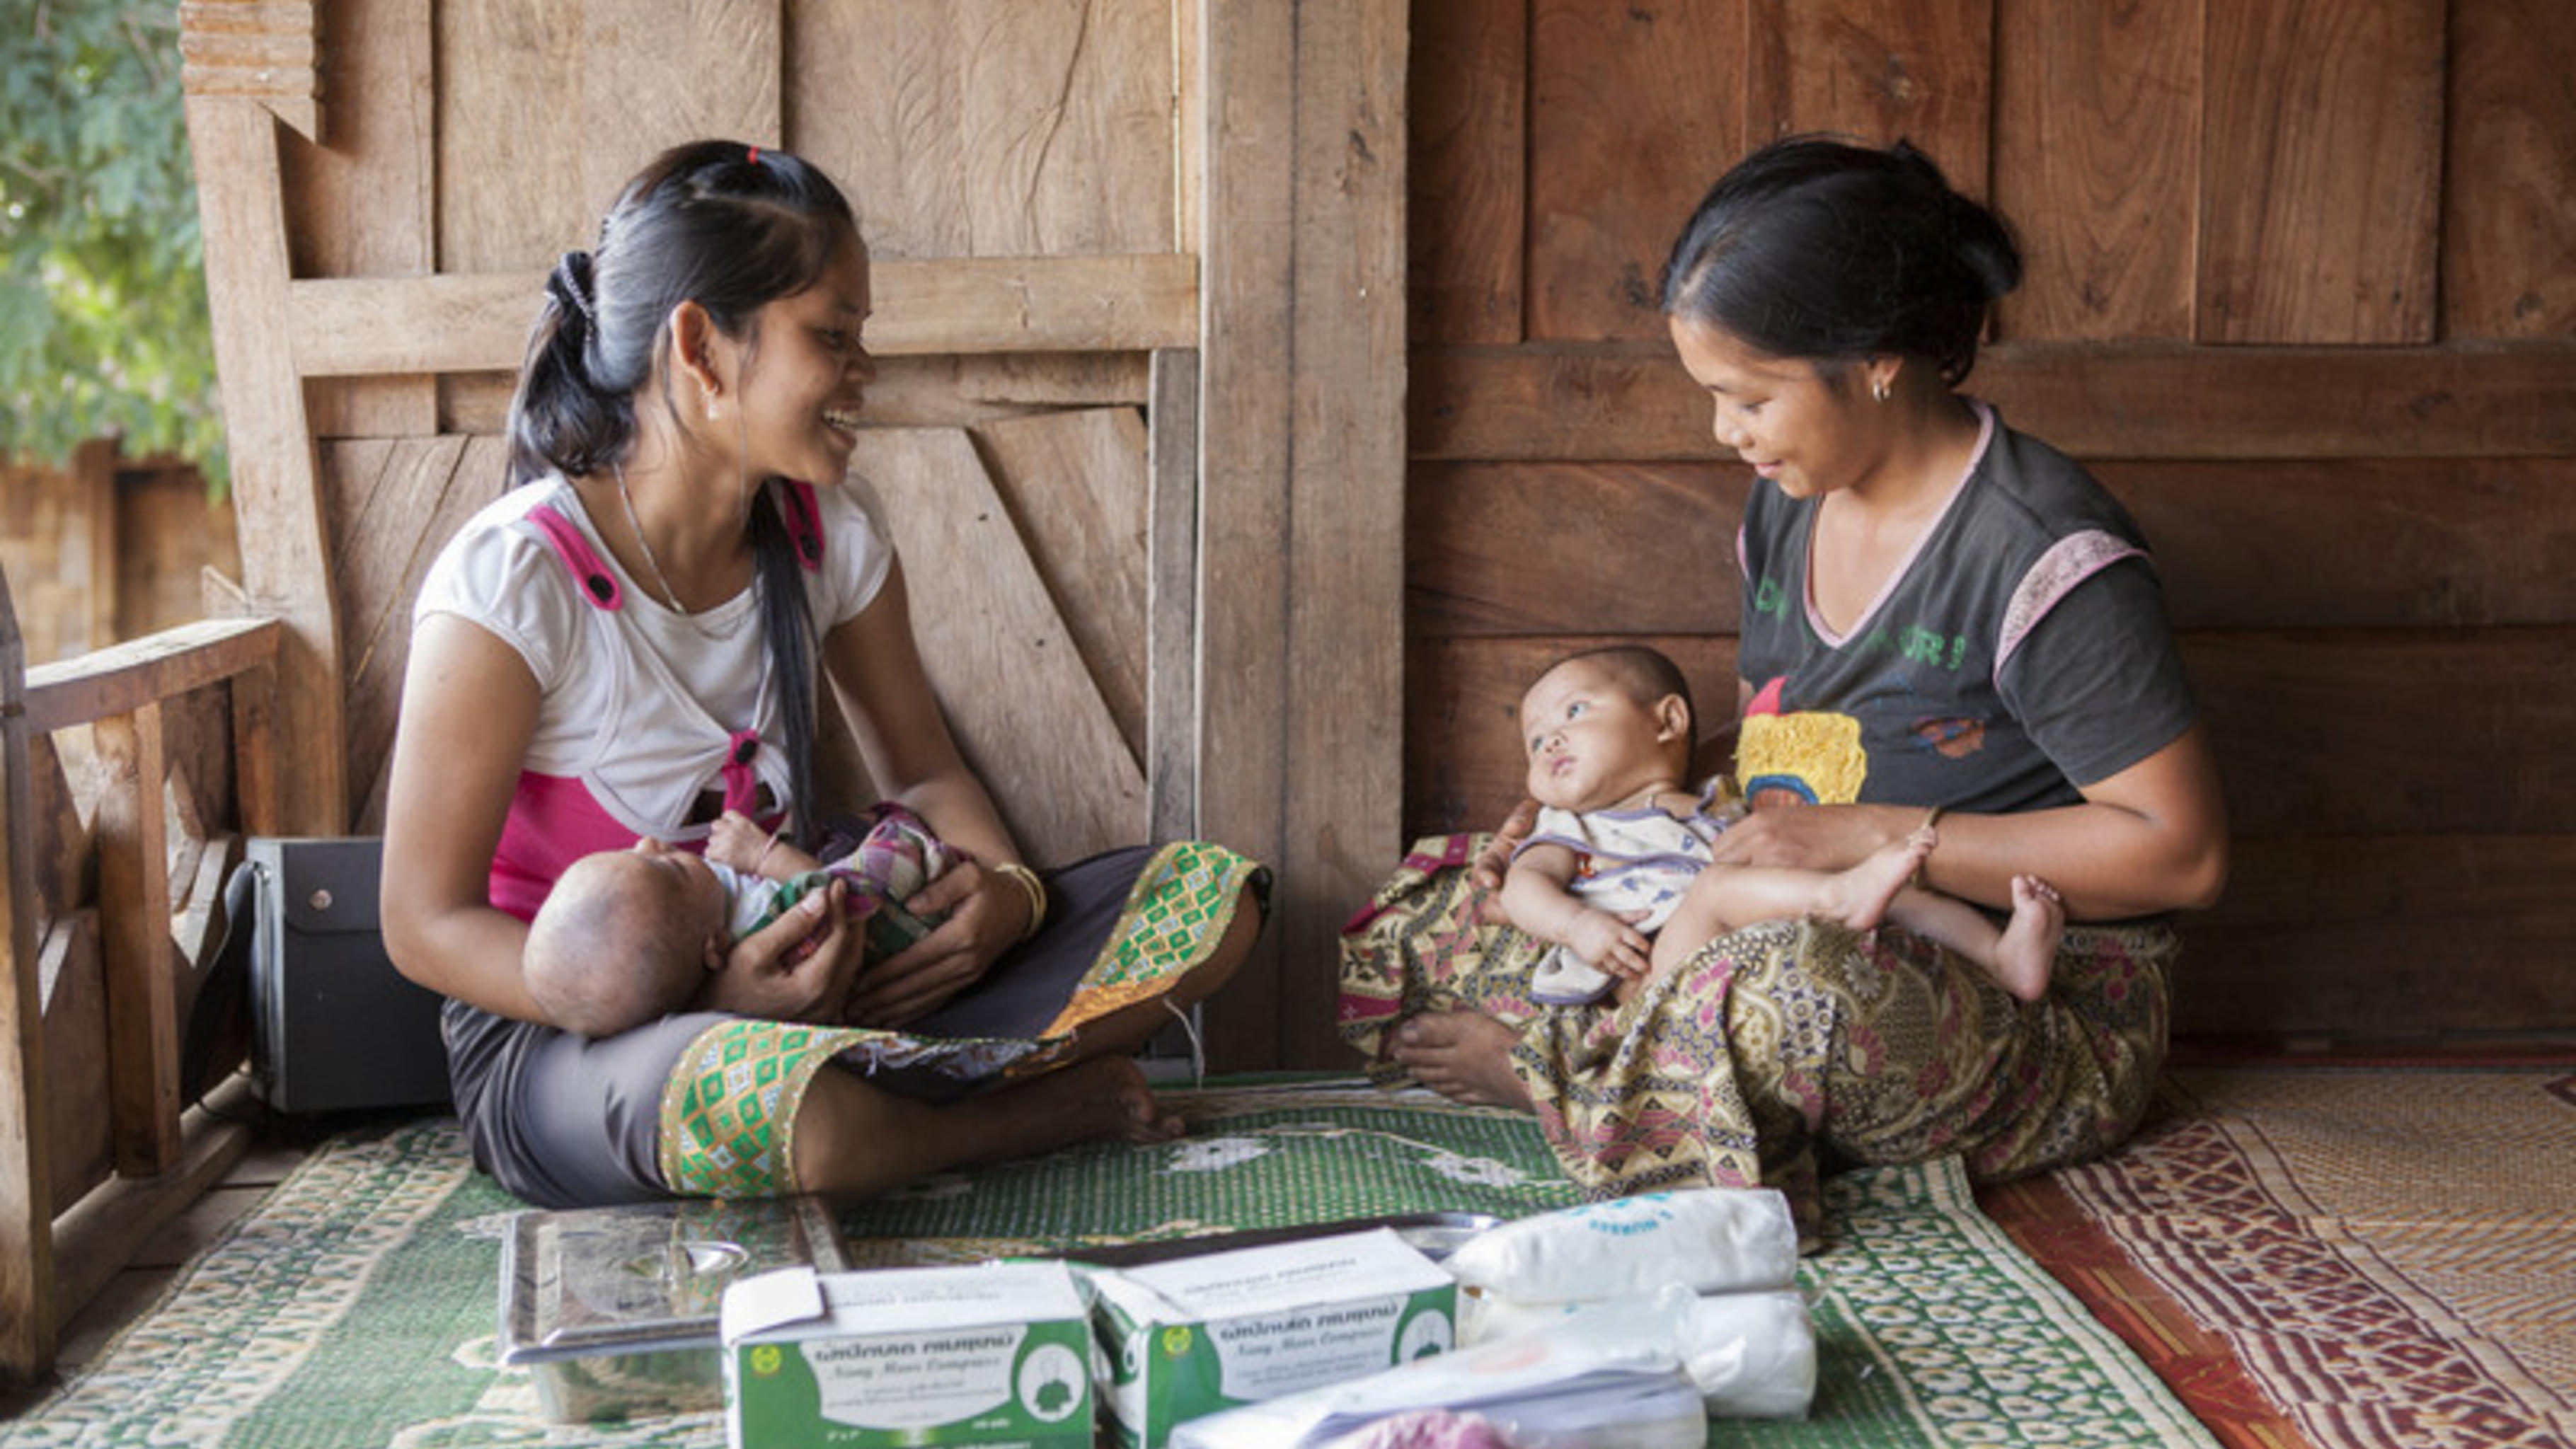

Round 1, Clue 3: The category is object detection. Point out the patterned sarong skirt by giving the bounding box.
[1337,833,2172,1245]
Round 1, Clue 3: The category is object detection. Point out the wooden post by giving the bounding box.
[0,563,58,1385]
[1197,0,1409,1069]
[183,13,348,836]
[94,704,181,1176]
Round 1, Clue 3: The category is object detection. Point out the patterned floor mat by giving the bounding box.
[4,1079,2215,1448]
[1986,1065,2576,1449]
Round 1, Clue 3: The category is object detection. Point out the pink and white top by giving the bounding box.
[414,475,891,920]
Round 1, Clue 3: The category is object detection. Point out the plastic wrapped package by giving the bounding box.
[1168,1295,1706,1449]
[1459,1286,1814,1420]
[1439,1188,1798,1303]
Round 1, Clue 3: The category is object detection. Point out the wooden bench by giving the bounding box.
[0,563,282,1384]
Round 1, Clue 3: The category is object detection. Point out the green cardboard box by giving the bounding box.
[1086,1228,1458,1448]
[720,1261,1094,1449]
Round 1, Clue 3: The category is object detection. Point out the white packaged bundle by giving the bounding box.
[1168,1295,1706,1449]
[1459,1286,1814,1421]
[1441,1188,1798,1303]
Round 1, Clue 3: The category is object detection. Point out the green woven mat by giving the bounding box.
[4,1080,2212,1448]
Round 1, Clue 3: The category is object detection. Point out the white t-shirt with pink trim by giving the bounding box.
[413,475,891,919]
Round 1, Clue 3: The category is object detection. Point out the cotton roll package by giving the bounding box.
[1442,1188,1815,1419]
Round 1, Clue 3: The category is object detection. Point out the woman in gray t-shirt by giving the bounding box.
[1345,136,2229,1245]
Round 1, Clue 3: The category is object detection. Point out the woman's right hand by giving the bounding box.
[698,880,863,1022]
[1468,798,1540,925]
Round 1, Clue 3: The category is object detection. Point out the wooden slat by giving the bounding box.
[2196,0,2444,343]
[974,410,1151,758]
[1409,461,1747,638]
[21,618,282,736]
[787,0,970,257]
[0,564,57,1384]
[1197,0,1299,1069]
[1410,456,2576,639]
[1410,340,2576,461]
[1526,0,1744,342]
[959,0,1173,255]
[846,429,1146,867]
[1284,0,1410,1070]
[321,434,501,831]
[38,914,108,1219]
[1740,0,1993,191]
[2442,0,2576,338]
[1409,0,1524,346]
[786,0,1177,258]
[1991,0,2200,341]
[183,96,347,836]
[2187,628,2576,838]
[435,0,584,274]
[2097,458,2576,631]
[283,255,1200,377]
[1146,350,1200,846]
[93,707,180,1177]
[2178,836,2576,1039]
[580,0,780,225]
[1405,635,1742,836]
[288,0,437,439]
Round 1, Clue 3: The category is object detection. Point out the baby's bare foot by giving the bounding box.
[1818,829,1934,931]
[1991,875,2064,1002]
[1390,1011,1534,1111]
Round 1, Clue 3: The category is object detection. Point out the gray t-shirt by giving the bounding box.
[1733,405,2195,815]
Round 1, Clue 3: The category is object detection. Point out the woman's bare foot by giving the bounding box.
[1990,875,2064,1002]
[1391,1011,1534,1111]
[1065,1055,1188,1144]
[1815,827,1935,931]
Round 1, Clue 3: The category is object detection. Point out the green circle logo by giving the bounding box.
[749,1344,784,1377]
[1160,1325,1193,1357]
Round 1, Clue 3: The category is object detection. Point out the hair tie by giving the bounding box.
[546,250,599,340]
[746,145,761,167]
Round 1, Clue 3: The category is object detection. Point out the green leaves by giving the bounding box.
[1,2,225,490]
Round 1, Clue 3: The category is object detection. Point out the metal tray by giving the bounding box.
[1052,1211,1500,1269]
[496,1194,849,1422]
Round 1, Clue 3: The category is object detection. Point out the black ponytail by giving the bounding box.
[1660,135,2023,383]
[747,492,817,845]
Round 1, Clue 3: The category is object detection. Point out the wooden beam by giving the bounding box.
[1410,340,2576,462]
[184,96,347,836]
[1200,0,1409,1070]
[1198,0,1298,1071]
[283,255,1202,378]
[93,705,180,1177]
[21,618,281,736]
[177,0,321,141]
[0,565,58,1385]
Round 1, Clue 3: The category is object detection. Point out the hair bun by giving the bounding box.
[545,250,599,339]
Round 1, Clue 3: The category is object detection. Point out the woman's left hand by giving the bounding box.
[1705,802,1906,874]
[838,860,1028,1028]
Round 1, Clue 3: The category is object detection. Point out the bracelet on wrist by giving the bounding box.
[991,860,1048,941]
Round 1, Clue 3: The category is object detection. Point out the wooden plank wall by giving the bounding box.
[1405,0,2576,1043]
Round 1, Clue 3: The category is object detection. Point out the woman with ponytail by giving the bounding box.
[1345,137,2228,1244]
[382,141,1265,1210]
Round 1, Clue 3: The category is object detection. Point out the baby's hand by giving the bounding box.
[706,810,769,872]
[1563,908,1652,980]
